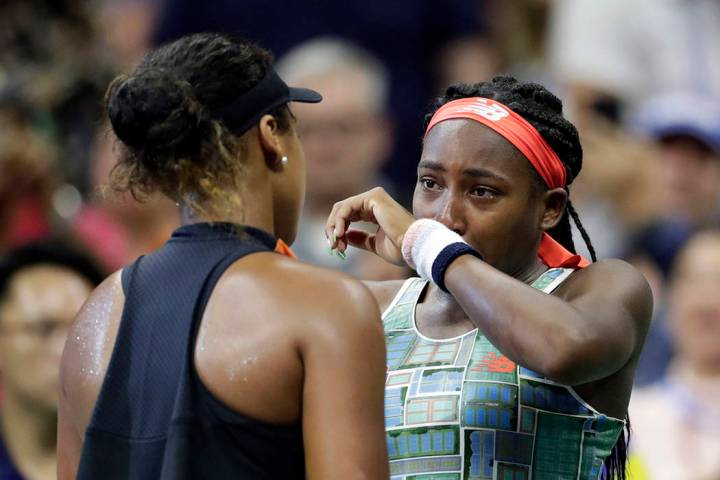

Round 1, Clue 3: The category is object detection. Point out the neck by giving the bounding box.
[1,392,57,480]
[511,257,549,285]
[179,184,276,235]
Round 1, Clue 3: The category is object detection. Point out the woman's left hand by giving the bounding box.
[325,187,415,266]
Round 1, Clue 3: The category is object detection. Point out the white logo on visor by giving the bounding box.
[459,99,509,122]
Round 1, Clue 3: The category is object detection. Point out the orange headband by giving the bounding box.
[425,97,567,189]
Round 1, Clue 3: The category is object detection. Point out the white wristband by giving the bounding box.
[401,219,466,282]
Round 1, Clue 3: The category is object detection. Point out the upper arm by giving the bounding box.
[58,306,88,480]
[300,280,389,480]
[57,271,124,479]
[560,260,653,378]
[57,380,82,480]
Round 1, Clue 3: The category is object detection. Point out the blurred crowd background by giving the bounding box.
[0,0,719,478]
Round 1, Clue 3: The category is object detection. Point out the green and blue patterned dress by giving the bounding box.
[382,268,623,480]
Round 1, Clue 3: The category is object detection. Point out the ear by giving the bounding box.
[540,187,568,231]
[257,114,286,171]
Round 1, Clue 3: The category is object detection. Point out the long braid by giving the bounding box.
[604,415,630,480]
[427,75,628,480]
[547,206,576,253]
[567,198,597,262]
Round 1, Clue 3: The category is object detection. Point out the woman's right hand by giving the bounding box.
[326,187,415,266]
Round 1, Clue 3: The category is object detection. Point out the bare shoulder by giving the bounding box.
[557,258,654,327]
[66,270,124,352]
[362,279,408,314]
[61,270,125,430]
[218,253,383,331]
[562,259,652,296]
[64,270,122,362]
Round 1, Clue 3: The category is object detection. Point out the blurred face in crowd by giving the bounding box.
[0,265,93,410]
[669,233,720,374]
[653,135,720,222]
[291,67,392,208]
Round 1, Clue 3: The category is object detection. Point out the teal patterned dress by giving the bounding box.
[382,268,624,480]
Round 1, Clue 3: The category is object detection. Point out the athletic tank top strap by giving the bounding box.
[78,222,304,479]
[530,266,575,294]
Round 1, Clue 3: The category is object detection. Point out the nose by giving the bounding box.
[434,192,466,236]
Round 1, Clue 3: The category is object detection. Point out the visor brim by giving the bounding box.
[288,87,322,104]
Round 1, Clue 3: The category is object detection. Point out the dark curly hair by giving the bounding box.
[105,33,292,218]
[427,76,631,480]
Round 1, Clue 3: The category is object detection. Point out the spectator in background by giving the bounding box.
[625,92,720,386]
[629,92,720,235]
[276,38,406,279]
[152,0,495,203]
[0,112,178,272]
[0,240,103,479]
[629,231,720,480]
[547,0,720,127]
[0,0,116,194]
[95,0,159,69]
[0,121,59,252]
[477,0,552,84]
[544,0,720,268]
[0,0,179,271]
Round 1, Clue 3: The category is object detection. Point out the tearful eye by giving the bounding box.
[420,178,441,191]
[471,187,497,198]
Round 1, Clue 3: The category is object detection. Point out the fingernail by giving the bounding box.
[327,246,334,256]
[332,230,337,243]
[337,250,347,260]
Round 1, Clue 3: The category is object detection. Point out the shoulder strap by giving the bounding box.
[381,277,426,320]
[530,267,575,294]
[120,256,142,296]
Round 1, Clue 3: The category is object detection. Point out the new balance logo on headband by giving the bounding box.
[458,99,510,122]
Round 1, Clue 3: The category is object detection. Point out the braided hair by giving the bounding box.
[426,76,629,479]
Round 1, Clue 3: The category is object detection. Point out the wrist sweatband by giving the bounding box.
[401,219,482,292]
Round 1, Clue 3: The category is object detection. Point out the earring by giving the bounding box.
[281,155,288,166]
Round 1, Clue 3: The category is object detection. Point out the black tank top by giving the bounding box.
[77,223,305,479]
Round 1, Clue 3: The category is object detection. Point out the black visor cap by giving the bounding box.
[215,70,321,135]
